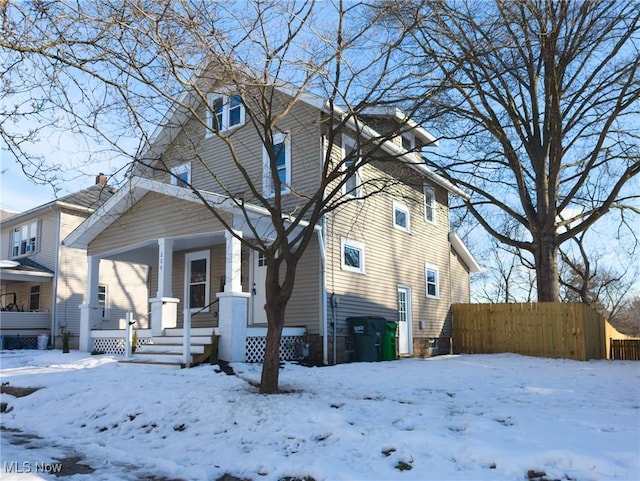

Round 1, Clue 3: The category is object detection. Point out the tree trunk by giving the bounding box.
[534,234,560,302]
[260,309,285,394]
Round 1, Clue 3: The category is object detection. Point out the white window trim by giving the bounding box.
[392,201,411,232]
[170,162,191,187]
[342,135,362,198]
[185,250,211,313]
[424,185,437,224]
[262,132,291,198]
[206,94,245,136]
[98,284,110,319]
[341,238,366,274]
[425,264,440,299]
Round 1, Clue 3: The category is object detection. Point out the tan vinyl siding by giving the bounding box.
[282,240,321,333]
[326,157,463,342]
[154,89,323,219]
[88,192,233,257]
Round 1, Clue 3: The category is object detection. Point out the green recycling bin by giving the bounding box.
[349,317,387,361]
[381,321,397,361]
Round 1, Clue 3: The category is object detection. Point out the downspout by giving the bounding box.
[316,223,328,365]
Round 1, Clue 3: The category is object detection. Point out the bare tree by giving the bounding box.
[1,0,431,392]
[392,0,640,302]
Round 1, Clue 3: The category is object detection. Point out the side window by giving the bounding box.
[207,94,245,135]
[341,238,365,274]
[425,264,439,299]
[263,132,291,197]
[393,201,411,232]
[424,185,436,224]
[170,162,191,188]
[98,285,109,319]
[185,250,210,313]
[12,221,39,257]
[342,135,362,198]
[29,285,40,311]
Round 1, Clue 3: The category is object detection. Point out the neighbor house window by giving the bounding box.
[263,132,291,197]
[12,221,38,257]
[393,201,411,232]
[185,250,210,312]
[170,162,191,188]
[98,285,108,319]
[341,238,365,274]
[425,264,439,298]
[207,94,245,135]
[424,186,436,223]
[342,135,362,198]
[29,285,40,311]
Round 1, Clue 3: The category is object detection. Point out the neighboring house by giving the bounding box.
[64,84,480,366]
[0,176,149,349]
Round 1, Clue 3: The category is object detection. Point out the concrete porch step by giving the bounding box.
[136,343,206,354]
[164,327,216,337]
[148,336,212,346]
[118,328,217,369]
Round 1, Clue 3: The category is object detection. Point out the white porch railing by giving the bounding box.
[0,311,51,331]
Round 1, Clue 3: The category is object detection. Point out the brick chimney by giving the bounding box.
[95,173,108,185]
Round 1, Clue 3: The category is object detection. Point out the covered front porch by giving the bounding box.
[64,176,307,365]
[0,258,54,349]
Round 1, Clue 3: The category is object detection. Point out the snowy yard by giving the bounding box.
[1,351,638,481]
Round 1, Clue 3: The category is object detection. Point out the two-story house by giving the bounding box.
[0,176,149,350]
[63,83,480,366]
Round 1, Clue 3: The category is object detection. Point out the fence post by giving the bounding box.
[124,312,133,359]
[183,307,191,367]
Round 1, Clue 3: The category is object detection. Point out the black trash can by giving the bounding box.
[348,317,387,362]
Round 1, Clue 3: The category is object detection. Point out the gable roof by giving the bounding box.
[0,184,117,227]
[63,176,300,250]
[139,80,468,199]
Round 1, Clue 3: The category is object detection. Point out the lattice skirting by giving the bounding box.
[92,337,151,355]
[246,335,305,363]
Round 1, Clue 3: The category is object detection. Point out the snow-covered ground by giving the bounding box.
[1,350,638,481]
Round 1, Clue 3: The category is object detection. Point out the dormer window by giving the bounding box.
[207,94,245,135]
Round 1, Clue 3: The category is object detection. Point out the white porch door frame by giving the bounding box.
[397,285,413,356]
[250,250,268,325]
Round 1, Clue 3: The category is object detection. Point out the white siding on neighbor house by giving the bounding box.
[57,211,150,336]
[1,209,58,318]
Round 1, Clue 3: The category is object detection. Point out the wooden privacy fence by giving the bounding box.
[610,339,640,360]
[452,302,605,361]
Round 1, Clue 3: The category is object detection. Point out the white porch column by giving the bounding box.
[156,238,174,298]
[225,229,242,292]
[79,256,101,352]
[149,297,180,336]
[150,238,178,336]
[217,229,249,362]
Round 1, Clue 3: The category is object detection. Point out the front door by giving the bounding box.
[251,251,268,324]
[397,286,412,355]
